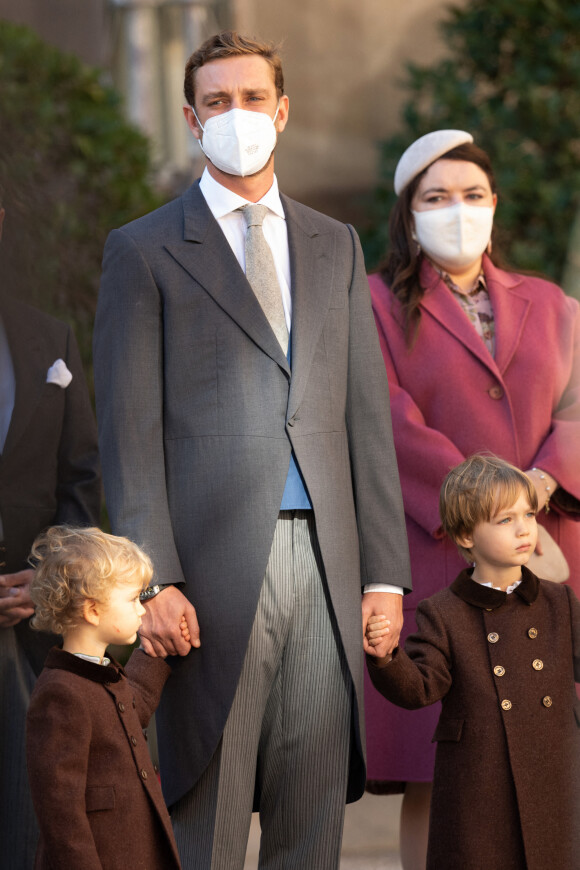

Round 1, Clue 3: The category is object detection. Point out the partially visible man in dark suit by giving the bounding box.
[94,31,411,869]
[0,196,101,869]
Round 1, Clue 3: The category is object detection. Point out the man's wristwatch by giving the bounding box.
[139,584,164,602]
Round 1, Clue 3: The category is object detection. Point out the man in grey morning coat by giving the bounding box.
[93,30,411,870]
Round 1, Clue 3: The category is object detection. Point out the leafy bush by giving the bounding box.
[363,0,580,285]
[0,21,162,377]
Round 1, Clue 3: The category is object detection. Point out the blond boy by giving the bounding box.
[26,526,189,870]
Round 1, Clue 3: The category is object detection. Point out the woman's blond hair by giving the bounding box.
[29,526,153,635]
[440,455,538,562]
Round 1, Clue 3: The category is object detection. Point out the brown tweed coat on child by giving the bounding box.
[367,568,580,870]
[26,648,181,870]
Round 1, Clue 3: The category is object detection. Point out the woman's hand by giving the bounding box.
[526,467,558,514]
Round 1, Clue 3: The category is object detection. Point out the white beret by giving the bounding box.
[394,130,474,195]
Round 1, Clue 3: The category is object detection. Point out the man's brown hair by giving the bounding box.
[184,30,284,109]
[440,455,538,561]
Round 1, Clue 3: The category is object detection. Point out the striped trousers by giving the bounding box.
[172,511,353,869]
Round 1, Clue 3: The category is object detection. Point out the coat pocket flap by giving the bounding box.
[85,785,116,812]
[432,717,464,743]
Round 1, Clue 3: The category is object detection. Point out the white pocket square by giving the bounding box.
[46,359,73,388]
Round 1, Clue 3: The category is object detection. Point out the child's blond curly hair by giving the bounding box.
[440,455,538,562]
[29,526,153,635]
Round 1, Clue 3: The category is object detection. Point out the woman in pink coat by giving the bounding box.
[365,129,580,869]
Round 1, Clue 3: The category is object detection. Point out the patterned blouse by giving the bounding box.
[438,269,496,357]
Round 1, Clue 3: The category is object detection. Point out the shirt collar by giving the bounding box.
[74,652,111,666]
[199,168,285,221]
[434,263,487,297]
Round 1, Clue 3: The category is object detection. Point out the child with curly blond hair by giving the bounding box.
[26,526,191,870]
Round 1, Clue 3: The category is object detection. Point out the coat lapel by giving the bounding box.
[0,295,46,458]
[282,195,335,420]
[164,183,290,375]
[483,258,531,376]
[420,256,531,380]
[420,260,499,375]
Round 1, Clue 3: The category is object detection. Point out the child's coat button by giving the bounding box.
[501,699,512,710]
[487,632,499,643]
[528,627,538,638]
[532,659,543,670]
[141,769,148,780]
[494,665,505,677]
[542,696,553,708]
[118,702,125,713]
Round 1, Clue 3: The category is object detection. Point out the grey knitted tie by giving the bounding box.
[239,204,289,355]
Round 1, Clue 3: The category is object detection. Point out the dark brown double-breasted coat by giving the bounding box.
[367,568,580,870]
[26,648,181,869]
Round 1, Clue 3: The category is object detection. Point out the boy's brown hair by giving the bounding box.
[29,526,153,635]
[184,30,284,109]
[440,455,538,561]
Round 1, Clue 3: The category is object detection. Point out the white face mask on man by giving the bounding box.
[192,104,280,177]
[412,202,494,270]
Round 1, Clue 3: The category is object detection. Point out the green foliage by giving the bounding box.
[363,0,580,282]
[0,21,162,379]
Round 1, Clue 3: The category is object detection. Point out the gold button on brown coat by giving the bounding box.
[367,568,580,870]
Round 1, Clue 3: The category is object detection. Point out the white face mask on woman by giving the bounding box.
[412,202,494,270]
[192,105,280,177]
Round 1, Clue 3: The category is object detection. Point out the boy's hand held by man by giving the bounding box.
[140,585,200,657]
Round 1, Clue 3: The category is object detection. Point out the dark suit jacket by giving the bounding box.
[27,649,181,870]
[367,568,580,870]
[94,180,412,807]
[0,294,101,673]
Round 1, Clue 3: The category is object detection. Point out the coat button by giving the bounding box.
[118,702,125,713]
[528,627,538,639]
[532,659,543,670]
[501,699,512,710]
[141,769,148,780]
[542,696,553,708]
[488,385,504,400]
[487,632,499,643]
[494,665,505,677]
[131,735,138,746]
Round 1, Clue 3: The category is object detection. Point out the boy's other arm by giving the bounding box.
[566,585,580,682]
[125,648,172,728]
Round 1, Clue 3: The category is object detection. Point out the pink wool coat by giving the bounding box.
[365,256,580,783]
[26,648,181,870]
[367,568,580,870]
